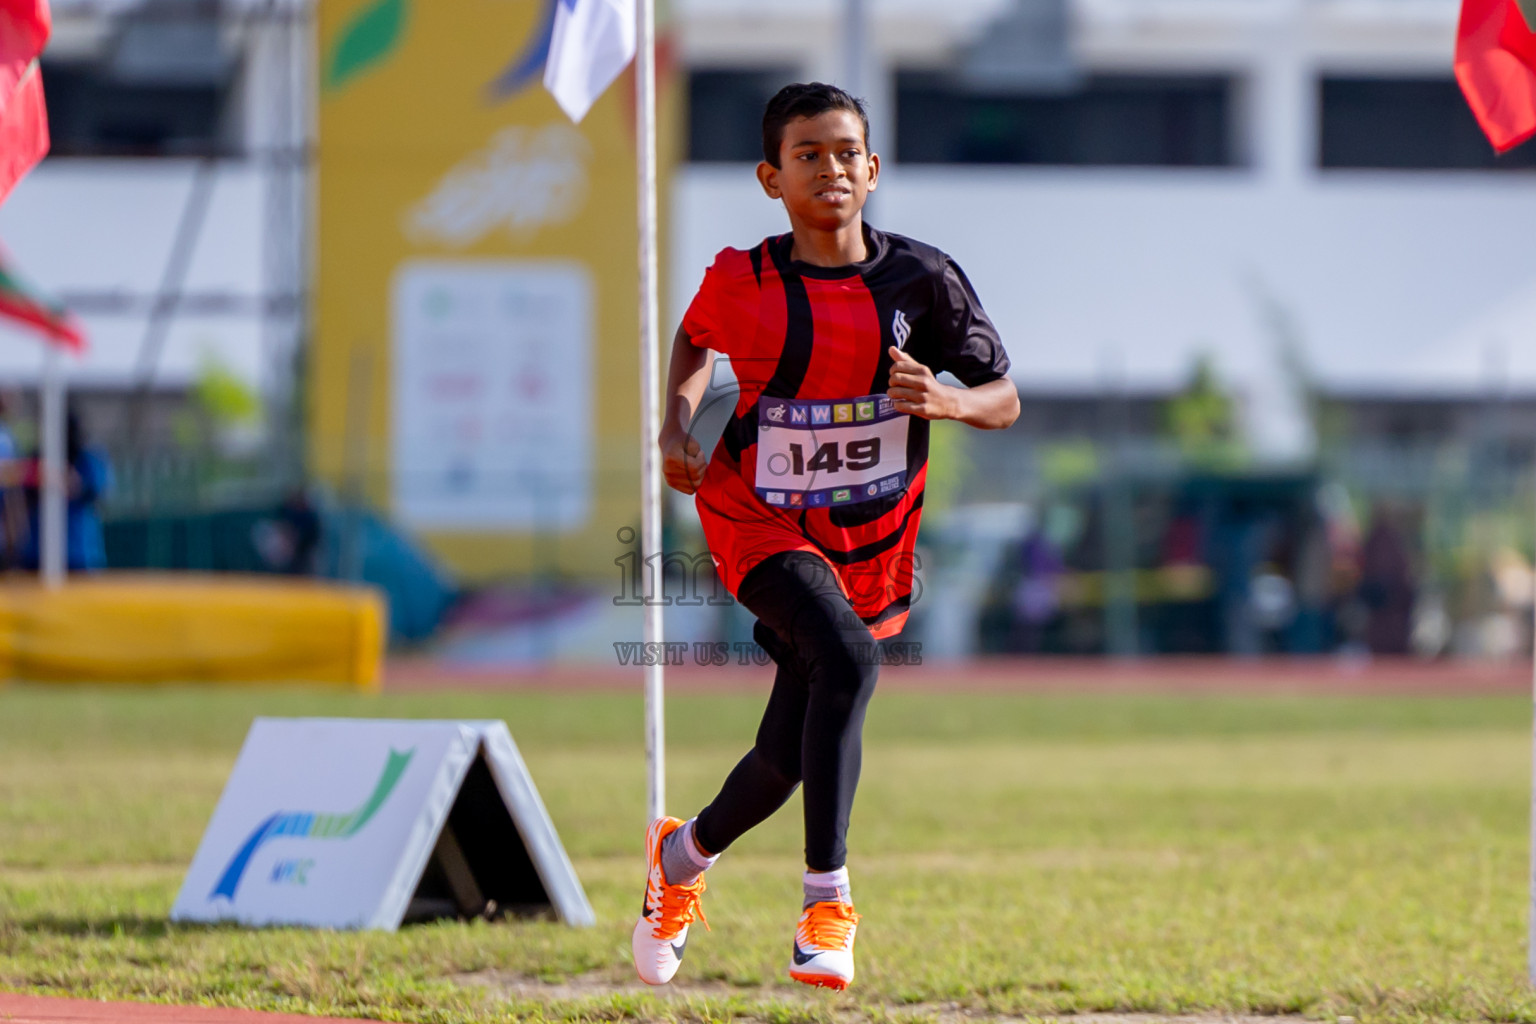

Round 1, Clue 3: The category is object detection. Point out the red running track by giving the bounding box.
[385,655,1532,696]
[0,993,381,1024]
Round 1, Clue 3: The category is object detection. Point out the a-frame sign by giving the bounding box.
[171,718,593,929]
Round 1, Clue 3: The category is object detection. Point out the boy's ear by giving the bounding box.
[756,161,782,200]
[866,151,880,191]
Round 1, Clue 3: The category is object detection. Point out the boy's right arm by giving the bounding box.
[659,324,715,495]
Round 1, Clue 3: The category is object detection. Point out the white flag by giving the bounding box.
[543,0,636,123]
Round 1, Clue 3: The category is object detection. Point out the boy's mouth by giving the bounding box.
[814,186,852,202]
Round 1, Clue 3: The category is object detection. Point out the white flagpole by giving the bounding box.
[636,0,665,824]
[40,344,66,589]
[1528,473,1536,985]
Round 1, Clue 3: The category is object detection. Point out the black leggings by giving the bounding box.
[692,550,880,871]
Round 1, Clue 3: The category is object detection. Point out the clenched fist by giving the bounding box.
[661,429,709,494]
[886,346,960,420]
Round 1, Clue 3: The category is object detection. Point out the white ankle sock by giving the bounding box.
[804,866,851,907]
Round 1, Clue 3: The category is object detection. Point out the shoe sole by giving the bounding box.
[790,970,850,990]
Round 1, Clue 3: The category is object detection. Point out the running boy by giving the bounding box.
[634,82,1019,991]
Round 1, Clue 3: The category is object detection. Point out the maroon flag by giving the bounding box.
[1456,0,1536,152]
[0,0,51,205]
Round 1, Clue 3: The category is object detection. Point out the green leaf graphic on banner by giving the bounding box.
[325,0,408,92]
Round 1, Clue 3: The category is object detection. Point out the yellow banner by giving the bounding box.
[311,0,677,582]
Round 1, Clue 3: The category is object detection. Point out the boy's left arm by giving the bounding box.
[887,346,1020,429]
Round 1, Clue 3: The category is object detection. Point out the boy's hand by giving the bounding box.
[886,346,960,420]
[660,428,709,495]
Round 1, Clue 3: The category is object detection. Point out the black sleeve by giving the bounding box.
[932,255,1011,387]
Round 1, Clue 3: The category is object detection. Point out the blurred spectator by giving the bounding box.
[1009,522,1065,652]
[1161,508,1203,567]
[21,409,110,572]
[1287,508,1333,654]
[0,395,26,568]
[253,488,322,575]
[1358,504,1415,655]
[1215,513,1273,656]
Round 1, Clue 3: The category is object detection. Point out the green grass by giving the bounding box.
[0,684,1532,1023]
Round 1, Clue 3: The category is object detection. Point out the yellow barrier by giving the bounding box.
[0,574,385,689]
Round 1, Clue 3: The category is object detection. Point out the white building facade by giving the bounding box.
[0,0,1532,466]
[672,0,1536,463]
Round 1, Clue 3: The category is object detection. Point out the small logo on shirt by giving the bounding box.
[807,491,829,507]
[832,488,852,503]
[833,404,853,423]
[866,483,879,497]
[855,401,875,421]
[892,309,911,349]
[879,475,904,494]
[811,405,832,425]
[877,396,895,417]
[789,492,804,506]
[765,491,786,505]
[764,403,786,423]
[790,406,808,424]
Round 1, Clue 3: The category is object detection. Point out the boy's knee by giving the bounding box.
[807,630,879,701]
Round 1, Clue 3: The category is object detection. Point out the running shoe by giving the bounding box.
[631,816,708,985]
[788,899,859,990]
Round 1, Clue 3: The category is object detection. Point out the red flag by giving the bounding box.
[1456,0,1536,152]
[0,0,51,205]
[0,245,84,351]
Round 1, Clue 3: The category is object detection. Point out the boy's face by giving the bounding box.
[757,109,879,233]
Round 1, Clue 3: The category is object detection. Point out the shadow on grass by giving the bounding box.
[12,914,255,940]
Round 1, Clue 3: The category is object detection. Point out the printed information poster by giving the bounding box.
[391,261,592,530]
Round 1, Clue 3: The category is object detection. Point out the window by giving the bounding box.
[39,6,238,158]
[1319,77,1536,170]
[896,73,1237,166]
[687,68,798,163]
[43,61,235,157]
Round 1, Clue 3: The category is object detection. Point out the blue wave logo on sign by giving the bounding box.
[210,748,415,901]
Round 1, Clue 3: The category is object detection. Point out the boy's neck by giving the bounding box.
[789,217,867,268]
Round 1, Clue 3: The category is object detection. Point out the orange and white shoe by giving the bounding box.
[789,900,860,990]
[631,816,709,985]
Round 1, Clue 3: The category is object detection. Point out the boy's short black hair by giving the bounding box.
[761,82,869,168]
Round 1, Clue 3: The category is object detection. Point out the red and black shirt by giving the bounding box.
[682,225,1011,639]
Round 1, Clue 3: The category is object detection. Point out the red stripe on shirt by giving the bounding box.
[800,276,881,401]
[736,242,785,415]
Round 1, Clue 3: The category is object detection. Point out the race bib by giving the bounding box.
[755,395,909,509]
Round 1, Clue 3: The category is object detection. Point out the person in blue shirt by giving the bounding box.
[22,408,110,572]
